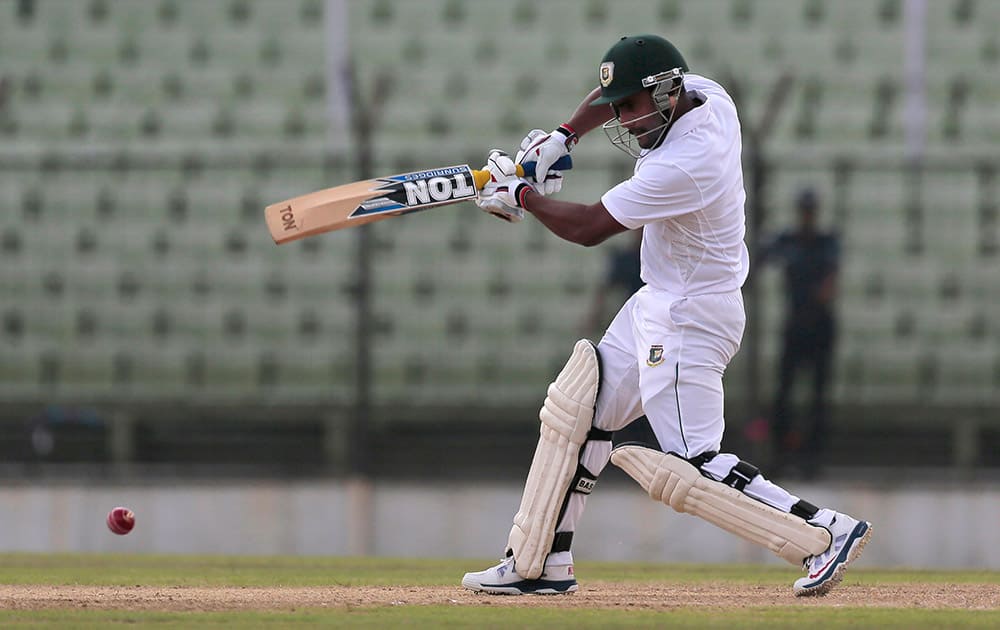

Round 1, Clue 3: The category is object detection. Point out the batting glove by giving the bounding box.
[514,124,577,194]
[476,150,535,223]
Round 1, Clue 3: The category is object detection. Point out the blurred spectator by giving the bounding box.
[581,229,643,335]
[760,188,840,475]
[0,76,9,111]
[579,229,658,449]
[17,0,35,22]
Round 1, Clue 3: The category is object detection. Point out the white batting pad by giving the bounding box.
[507,339,600,580]
[610,445,831,565]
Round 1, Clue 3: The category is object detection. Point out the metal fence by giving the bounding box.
[2,150,999,476]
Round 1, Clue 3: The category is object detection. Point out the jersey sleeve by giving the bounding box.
[600,161,703,229]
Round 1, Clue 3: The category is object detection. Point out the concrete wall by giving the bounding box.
[2,479,998,569]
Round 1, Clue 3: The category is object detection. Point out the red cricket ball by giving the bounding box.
[106,506,135,535]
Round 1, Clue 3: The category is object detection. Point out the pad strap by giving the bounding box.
[791,499,820,520]
[550,531,574,553]
[721,460,760,491]
[568,428,612,495]
[687,450,718,469]
[570,462,599,495]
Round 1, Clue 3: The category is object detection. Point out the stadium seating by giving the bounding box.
[0,0,997,426]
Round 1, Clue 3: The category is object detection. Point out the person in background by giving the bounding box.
[581,229,643,337]
[760,188,840,477]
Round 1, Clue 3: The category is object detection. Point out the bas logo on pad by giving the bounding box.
[646,344,665,367]
[600,61,614,87]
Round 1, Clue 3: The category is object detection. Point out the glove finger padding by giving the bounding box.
[536,171,563,196]
[485,150,517,181]
[515,133,563,195]
[514,125,577,186]
[476,148,534,222]
[515,129,548,164]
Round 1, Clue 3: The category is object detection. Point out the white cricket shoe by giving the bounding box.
[462,555,578,595]
[793,509,873,597]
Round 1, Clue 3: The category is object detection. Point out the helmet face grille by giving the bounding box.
[602,109,671,159]
[600,71,684,159]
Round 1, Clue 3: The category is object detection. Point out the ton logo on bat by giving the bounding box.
[401,172,476,207]
[281,206,296,232]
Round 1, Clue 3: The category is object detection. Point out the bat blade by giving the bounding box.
[265,156,571,244]
[266,164,479,244]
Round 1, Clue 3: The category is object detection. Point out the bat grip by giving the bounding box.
[472,155,574,190]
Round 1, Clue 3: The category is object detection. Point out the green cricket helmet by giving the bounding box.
[592,35,688,105]
[592,35,689,157]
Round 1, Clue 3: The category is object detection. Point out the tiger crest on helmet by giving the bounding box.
[600,62,614,87]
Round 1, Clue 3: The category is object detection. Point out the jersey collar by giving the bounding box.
[660,89,710,147]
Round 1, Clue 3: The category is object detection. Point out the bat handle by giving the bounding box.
[472,155,574,190]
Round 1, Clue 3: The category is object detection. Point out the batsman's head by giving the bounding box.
[593,34,688,158]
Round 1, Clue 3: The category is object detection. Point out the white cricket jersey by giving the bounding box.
[601,74,750,296]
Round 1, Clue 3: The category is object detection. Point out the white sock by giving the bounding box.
[545,551,573,566]
[808,508,836,528]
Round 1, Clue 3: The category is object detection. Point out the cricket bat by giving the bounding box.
[264,156,572,244]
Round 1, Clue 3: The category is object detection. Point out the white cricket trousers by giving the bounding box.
[550,287,805,558]
[595,286,744,454]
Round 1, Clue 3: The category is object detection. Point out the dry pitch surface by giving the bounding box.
[2,582,997,612]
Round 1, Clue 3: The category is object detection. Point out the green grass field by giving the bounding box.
[0,553,997,628]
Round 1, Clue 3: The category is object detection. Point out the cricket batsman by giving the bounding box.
[462,34,872,597]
